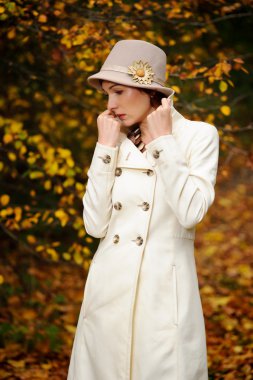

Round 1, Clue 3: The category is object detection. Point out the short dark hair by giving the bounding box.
[140,89,164,108]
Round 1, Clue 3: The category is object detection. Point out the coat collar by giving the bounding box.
[116,106,186,170]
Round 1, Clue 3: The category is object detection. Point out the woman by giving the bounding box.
[67,40,219,380]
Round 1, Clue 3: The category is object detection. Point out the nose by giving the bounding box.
[107,95,118,113]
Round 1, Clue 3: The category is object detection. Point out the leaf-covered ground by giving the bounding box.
[0,170,252,379]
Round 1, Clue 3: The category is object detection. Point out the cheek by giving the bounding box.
[124,92,150,113]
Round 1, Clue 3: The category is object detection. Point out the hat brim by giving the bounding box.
[87,70,174,98]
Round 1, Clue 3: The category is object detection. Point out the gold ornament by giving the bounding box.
[127,60,155,85]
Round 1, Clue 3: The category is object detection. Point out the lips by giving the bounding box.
[117,114,126,119]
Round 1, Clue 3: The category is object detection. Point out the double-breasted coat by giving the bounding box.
[67,104,219,380]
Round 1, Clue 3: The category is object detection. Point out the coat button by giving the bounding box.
[142,202,150,211]
[113,234,120,244]
[113,202,122,210]
[98,154,111,164]
[146,169,154,176]
[115,167,122,176]
[152,149,162,159]
[132,236,143,246]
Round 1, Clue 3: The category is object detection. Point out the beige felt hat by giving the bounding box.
[87,39,174,97]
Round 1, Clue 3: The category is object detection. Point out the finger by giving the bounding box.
[100,111,115,119]
[161,97,170,109]
[102,109,111,114]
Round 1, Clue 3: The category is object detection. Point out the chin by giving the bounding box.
[124,119,139,128]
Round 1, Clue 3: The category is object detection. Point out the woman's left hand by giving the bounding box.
[143,97,172,144]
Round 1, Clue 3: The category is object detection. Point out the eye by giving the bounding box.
[115,91,123,95]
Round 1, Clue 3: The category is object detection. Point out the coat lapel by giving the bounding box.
[116,106,186,170]
[117,135,154,170]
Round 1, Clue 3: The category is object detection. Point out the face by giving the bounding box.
[101,81,154,127]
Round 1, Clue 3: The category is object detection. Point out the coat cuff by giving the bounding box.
[89,142,119,173]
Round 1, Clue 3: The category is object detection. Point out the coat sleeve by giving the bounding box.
[145,123,219,229]
[82,142,119,238]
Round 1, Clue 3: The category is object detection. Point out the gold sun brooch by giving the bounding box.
[127,60,155,85]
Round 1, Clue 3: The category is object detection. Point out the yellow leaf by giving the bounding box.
[220,61,232,76]
[73,34,85,46]
[169,39,176,46]
[3,134,13,144]
[27,235,37,244]
[171,85,181,93]
[199,82,204,92]
[78,229,85,238]
[157,35,166,46]
[38,14,47,23]
[46,248,59,261]
[1,194,10,206]
[22,309,37,320]
[83,259,91,271]
[243,319,253,330]
[10,121,23,133]
[8,152,16,161]
[0,6,5,14]
[63,252,71,260]
[74,251,83,265]
[238,264,252,279]
[220,105,231,116]
[205,114,215,124]
[233,346,243,353]
[241,66,249,74]
[0,162,3,171]
[0,275,4,284]
[201,285,214,295]
[19,145,27,156]
[52,241,60,247]
[205,88,213,94]
[54,185,63,194]
[44,180,52,190]
[29,171,44,179]
[14,207,22,222]
[0,207,13,217]
[134,3,143,10]
[63,178,75,187]
[233,58,244,64]
[7,360,25,368]
[204,230,224,242]
[181,34,191,43]
[83,246,91,255]
[7,28,16,39]
[65,324,76,333]
[41,363,52,370]
[57,148,71,158]
[221,317,238,331]
[36,245,44,252]
[219,81,228,92]
[75,182,84,192]
[47,161,58,175]
[66,157,74,168]
[55,209,69,227]
[30,189,36,197]
[210,296,232,308]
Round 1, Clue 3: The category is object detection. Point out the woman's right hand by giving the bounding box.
[97,110,121,147]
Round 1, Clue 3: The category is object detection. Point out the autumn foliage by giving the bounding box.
[0,0,252,378]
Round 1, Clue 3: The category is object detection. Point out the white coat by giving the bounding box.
[67,105,219,380]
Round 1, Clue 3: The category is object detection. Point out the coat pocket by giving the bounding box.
[172,265,178,326]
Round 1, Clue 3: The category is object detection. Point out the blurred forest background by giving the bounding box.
[0,0,252,379]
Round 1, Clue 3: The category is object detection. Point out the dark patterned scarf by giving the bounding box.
[127,125,146,153]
